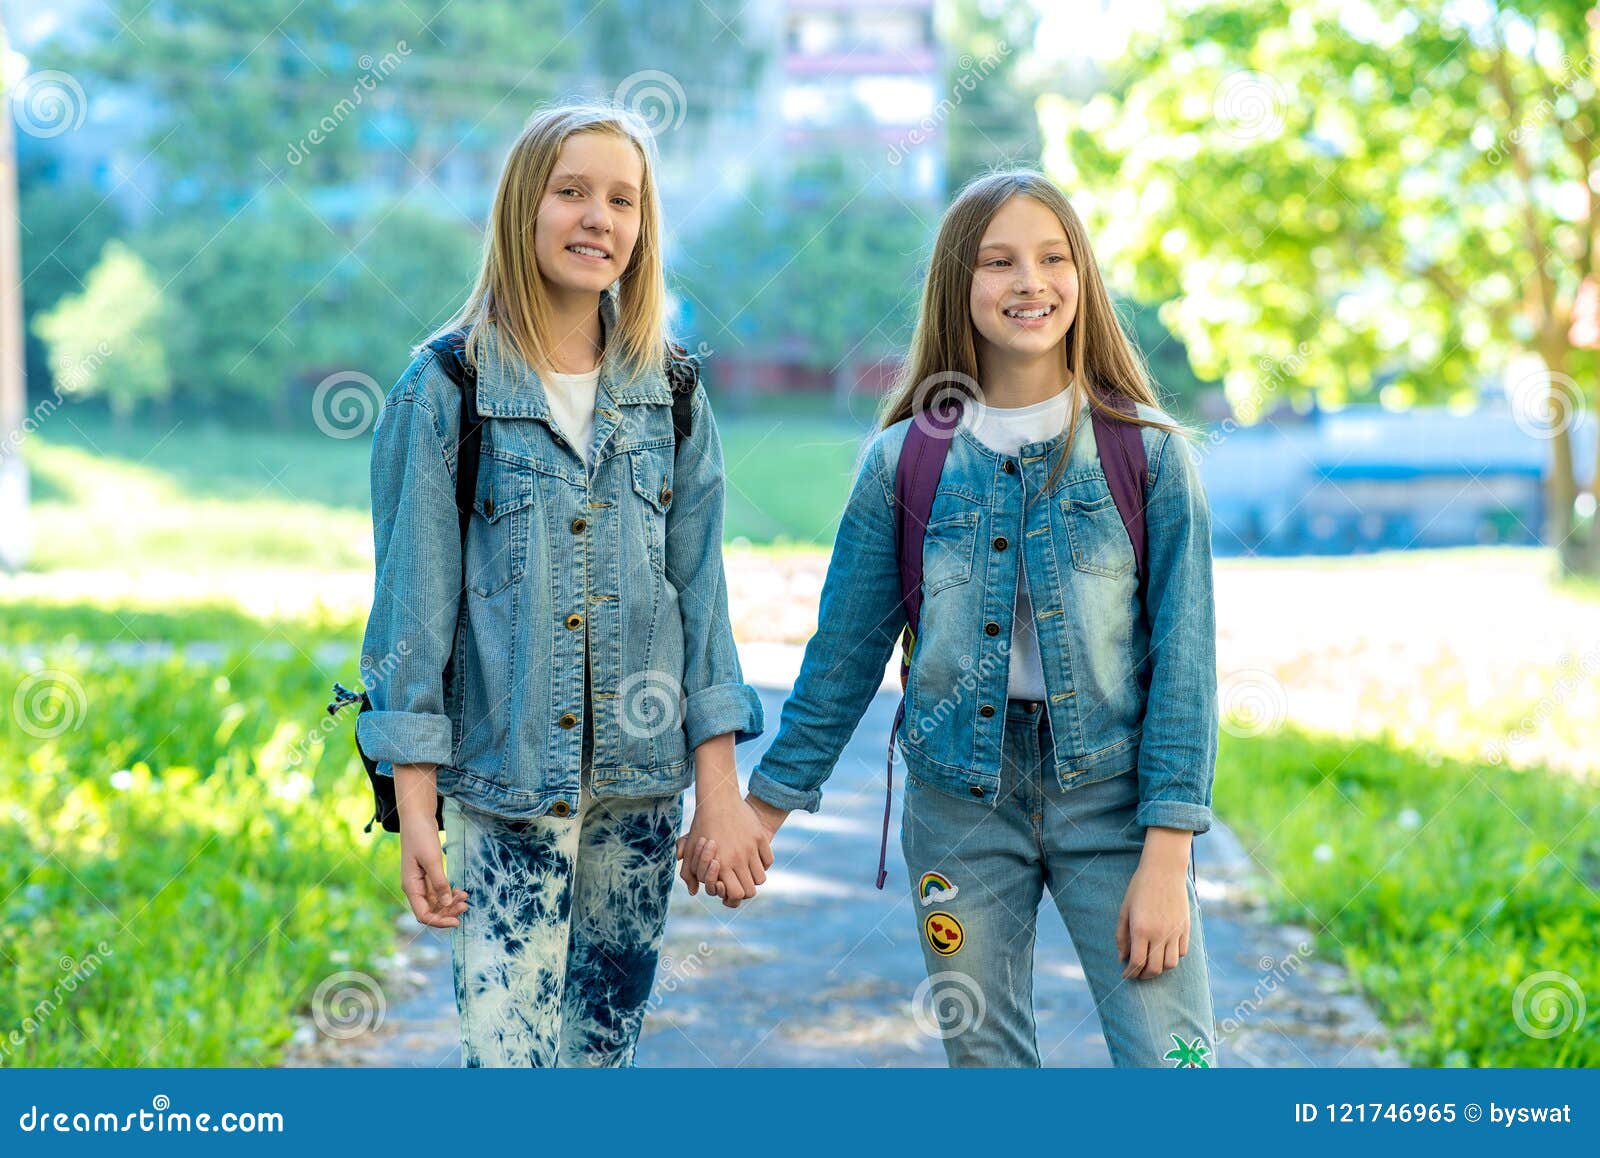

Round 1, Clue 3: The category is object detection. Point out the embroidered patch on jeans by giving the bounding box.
[918,871,959,908]
[1164,1034,1212,1068]
[924,912,965,956]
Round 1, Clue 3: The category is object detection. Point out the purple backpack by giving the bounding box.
[875,391,1149,887]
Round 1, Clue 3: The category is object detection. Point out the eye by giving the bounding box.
[984,258,1010,268]
[558,187,583,198]
[610,196,633,208]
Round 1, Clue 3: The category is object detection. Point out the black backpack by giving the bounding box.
[328,330,701,833]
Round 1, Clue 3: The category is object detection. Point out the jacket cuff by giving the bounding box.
[683,682,765,751]
[1134,798,1213,834]
[746,768,822,814]
[356,710,454,769]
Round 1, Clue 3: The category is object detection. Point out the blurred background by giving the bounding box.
[1,0,1596,1069]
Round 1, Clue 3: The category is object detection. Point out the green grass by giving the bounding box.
[19,405,866,567]
[1216,725,1600,1066]
[0,610,402,1066]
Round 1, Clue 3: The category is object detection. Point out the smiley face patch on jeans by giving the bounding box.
[924,911,965,955]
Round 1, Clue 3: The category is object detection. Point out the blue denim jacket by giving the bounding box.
[357,292,764,820]
[747,396,1218,834]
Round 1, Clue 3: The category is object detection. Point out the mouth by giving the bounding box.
[566,243,611,262]
[1003,302,1056,322]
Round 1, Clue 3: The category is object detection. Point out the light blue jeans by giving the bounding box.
[900,698,1218,1067]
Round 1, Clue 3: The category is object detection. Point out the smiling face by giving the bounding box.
[968,195,1080,366]
[532,130,645,303]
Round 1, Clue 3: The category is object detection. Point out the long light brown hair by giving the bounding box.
[878,170,1197,495]
[425,102,668,382]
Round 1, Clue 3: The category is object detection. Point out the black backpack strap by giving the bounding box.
[425,329,483,540]
[663,340,699,447]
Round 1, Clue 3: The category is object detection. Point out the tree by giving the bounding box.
[942,0,1043,188]
[33,240,170,426]
[17,173,126,402]
[61,1,576,204]
[676,156,928,411]
[140,191,479,423]
[1044,0,1600,573]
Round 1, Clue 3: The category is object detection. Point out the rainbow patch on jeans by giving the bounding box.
[918,871,959,908]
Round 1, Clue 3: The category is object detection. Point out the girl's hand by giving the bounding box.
[400,811,470,928]
[395,766,469,928]
[1116,832,1192,979]
[675,796,774,908]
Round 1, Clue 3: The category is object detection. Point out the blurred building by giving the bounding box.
[1199,390,1597,556]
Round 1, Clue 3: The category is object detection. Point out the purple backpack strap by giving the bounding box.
[1090,393,1149,587]
[879,398,963,888]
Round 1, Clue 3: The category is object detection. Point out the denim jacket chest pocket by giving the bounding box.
[922,509,981,595]
[467,454,536,598]
[628,441,675,574]
[1060,480,1136,579]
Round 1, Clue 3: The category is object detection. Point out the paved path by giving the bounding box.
[286,680,1405,1068]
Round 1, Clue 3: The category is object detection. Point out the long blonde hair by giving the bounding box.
[426,101,668,382]
[878,170,1197,494]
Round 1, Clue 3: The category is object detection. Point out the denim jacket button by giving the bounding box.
[565,613,584,630]
[984,621,1001,636]
[660,486,673,506]
[559,713,579,729]
[978,705,995,718]
[969,785,986,798]
[570,517,587,533]
[483,497,495,518]
[993,536,1008,551]
[1002,459,1016,474]
[550,800,571,817]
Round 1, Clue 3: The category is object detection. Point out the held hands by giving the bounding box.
[675,792,787,909]
[1116,826,1193,979]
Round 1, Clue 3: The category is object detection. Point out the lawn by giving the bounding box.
[1217,724,1599,1067]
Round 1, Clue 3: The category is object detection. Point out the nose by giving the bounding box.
[581,201,611,232]
[1012,262,1046,294]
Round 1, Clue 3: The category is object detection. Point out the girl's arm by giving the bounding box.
[663,382,764,749]
[1132,427,1218,836]
[746,429,907,814]
[356,363,462,778]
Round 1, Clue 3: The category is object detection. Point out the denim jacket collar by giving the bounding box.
[472,286,673,421]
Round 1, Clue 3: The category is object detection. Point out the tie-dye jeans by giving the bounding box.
[441,693,682,1067]
[901,698,1218,1068]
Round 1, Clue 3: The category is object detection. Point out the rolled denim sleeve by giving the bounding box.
[355,362,462,774]
[747,429,907,813]
[665,382,764,750]
[1133,428,1218,834]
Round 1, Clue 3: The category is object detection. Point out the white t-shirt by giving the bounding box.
[544,367,600,468]
[959,386,1079,701]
